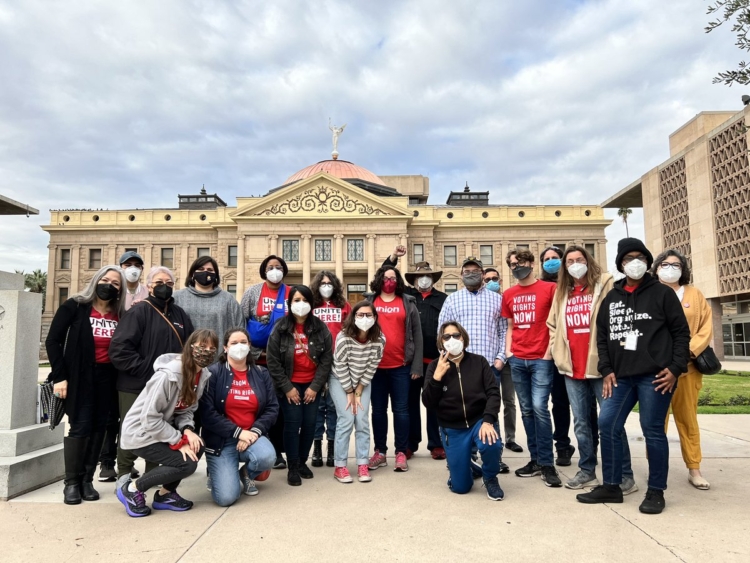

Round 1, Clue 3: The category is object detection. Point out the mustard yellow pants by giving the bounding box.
[665,367,703,469]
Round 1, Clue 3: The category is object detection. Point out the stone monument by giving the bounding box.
[0,271,64,500]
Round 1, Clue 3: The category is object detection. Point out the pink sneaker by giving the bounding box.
[368,450,387,470]
[333,466,353,483]
[394,451,409,472]
[358,464,372,483]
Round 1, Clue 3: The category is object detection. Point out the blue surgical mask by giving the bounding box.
[543,259,561,274]
[485,281,500,293]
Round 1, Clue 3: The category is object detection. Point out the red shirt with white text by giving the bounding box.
[501,280,555,359]
[565,284,594,379]
[374,295,406,369]
[224,368,259,429]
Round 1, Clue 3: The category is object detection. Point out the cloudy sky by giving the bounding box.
[0,0,743,274]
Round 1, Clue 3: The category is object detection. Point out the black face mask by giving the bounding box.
[152,284,173,301]
[95,283,119,302]
[512,266,533,281]
[193,271,216,287]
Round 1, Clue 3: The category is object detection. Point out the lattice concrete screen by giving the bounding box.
[659,157,692,273]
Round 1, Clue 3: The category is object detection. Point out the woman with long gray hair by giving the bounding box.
[46,265,126,505]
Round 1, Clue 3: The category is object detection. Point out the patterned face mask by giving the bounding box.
[191,345,216,368]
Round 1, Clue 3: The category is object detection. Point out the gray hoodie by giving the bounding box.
[173,286,245,345]
[119,354,211,451]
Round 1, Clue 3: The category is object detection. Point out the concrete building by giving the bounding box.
[603,109,750,361]
[41,158,610,336]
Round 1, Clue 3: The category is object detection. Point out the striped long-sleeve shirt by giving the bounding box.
[332,333,386,390]
[437,286,508,365]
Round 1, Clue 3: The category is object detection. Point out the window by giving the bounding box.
[88,248,102,269]
[59,287,68,305]
[480,245,493,266]
[444,283,458,294]
[226,284,237,297]
[197,247,210,258]
[515,244,530,251]
[413,244,424,264]
[347,239,364,261]
[160,248,174,269]
[409,197,422,205]
[444,245,457,266]
[315,239,332,261]
[228,245,238,267]
[60,249,71,270]
[553,243,567,252]
[585,243,596,258]
[282,240,299,262]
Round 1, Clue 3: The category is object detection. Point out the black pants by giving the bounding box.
[68,363,116,438]
[117,391,158,477]
[408,364,442,452]
[551,365,572,452]
[130,442,202,492]
[269,404,285,457]
[280,382,320,463]
[99,378,120,465]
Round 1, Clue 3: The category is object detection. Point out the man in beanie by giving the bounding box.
[577,238,690,515]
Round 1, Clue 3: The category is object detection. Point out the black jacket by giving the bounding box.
[110,295,194,394]
[199,361,279,456]
[45,299,98,422]
[422,352,500,429]
[266,315,333,394]
[382,256,447,362]
[596,274,690,379]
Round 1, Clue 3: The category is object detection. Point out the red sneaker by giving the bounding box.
[357,464,372,483]
[334,466,353,483]
[405,449,414,460]
[368,450,387,470]
[255,470,271,482]
[394,451,409,472]
[431,447,446,460]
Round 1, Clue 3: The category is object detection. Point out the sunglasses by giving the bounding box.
[484,276,499,282]
[441,333,462,342]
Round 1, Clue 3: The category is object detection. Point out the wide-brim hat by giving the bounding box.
[405,261,443,285]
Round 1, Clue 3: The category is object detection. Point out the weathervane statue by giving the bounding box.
[329,118,346,160]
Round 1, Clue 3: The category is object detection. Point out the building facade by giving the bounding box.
[41,159,610,336]
[603,108,750,360]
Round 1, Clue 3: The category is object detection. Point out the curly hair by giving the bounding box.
[310,270,346,308]
[651,249,691,286]
[369,266,405,296]
[505,249,535,267]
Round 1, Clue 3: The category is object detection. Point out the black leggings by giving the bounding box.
[68,363,116,439]
[130,442,203,492]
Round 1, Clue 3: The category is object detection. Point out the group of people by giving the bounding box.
[45,236,713,517]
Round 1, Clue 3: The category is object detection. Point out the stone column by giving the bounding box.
[367,235,377,282]
[334,234,344,281]
[45,244,57,313]
[268,234,278,256]
[464,241,473,260]
[500,240,510,292]
[107,244,117,266]
[180,245,190,289]
[398,233,409,271]
[598,239,608,268]
[143,244,153,269]
[236,235,245,298]
[70,245,81,293]
[301,235,312,285]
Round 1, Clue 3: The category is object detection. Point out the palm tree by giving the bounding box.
[19,269,47,312]
[617,207,633,237]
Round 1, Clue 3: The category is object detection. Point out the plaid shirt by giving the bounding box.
[438,286,508,365]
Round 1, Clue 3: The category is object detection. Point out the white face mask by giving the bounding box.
[658,267,681,284]
[443,337,464,356]
[417,275,433,290]
[124,266,142,283]
[227,343,250,361]
[567,263,588,280]
[291,301,311,317]
[623,259,647,280]
[319,284,334,298]
[266,268,284,283]
[354,316,375,332]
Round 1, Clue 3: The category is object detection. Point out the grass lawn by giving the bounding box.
[631,373,750,414]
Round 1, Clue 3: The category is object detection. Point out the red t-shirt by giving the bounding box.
[623,284,637,293]
[374,295,406,369]
[566,285,594,379]
[291,324,318,383]
[224,368,259,430]
[313,301,352,351]
[501,280,556,360]
[90,309,118,364]
[256,283,290,317]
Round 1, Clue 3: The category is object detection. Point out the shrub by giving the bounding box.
[724,394,750,406]
[697,388,715,406]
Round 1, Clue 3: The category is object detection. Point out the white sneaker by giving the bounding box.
[565,471,599,490]
[621,476,639,495]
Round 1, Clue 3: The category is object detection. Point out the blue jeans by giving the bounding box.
[442,419,503,494]
[565,378,632,478]
[280,382,321,464]
[205,436,276,507]
[599,374,675,490]
[314,383,337,441]
[508,357,555,467]
[328,376,372,466]
[370,365,411,454]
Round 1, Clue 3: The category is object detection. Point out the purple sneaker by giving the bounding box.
[152,489,194,511]
[116,480,151,518]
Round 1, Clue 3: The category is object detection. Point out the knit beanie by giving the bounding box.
[615,237,653,273]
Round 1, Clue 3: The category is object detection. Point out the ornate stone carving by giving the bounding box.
[253,185,387,217]
[658,157,692,273]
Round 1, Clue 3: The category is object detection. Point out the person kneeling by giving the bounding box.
[423,322,504,501]
[200,328,279,506]
[117,329,217,517]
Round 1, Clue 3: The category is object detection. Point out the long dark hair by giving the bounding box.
[342,300,382,343]
[540,246,563,282]
[310,270,346,308]
[185,255,220,288]
[179,329,219,407]
[278,285,318,335]
[218,326,255,367]
[369,266,405,296]
[554,245,602,306]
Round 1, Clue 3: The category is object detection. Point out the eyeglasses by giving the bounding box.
[355,313,374,319]
[484,276,499,282]
[660,262,681,270]
[621,255,647,265]
[441,333,462,342]
[151,281,175,288]
[509,261,528,270]
[566,258,587,266]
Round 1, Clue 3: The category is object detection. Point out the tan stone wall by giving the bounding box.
[669,111,736,157]
[379,175,429,198]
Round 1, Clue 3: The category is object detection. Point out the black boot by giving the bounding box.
[287,460,302,486]
[311,440,324,467]
[326,439,335,468]
[81,432,105,501]
[63,437,86,505]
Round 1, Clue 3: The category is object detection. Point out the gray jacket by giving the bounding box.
[173,286,244,350]
[119,354,211,451]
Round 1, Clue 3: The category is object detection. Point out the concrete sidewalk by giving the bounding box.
[3,411,748,563]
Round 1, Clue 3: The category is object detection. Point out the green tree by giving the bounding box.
[617,207,633,237]
[706,0,750,85]
[16,269,47,312]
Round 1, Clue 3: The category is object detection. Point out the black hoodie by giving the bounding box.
[596,274,690,379]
